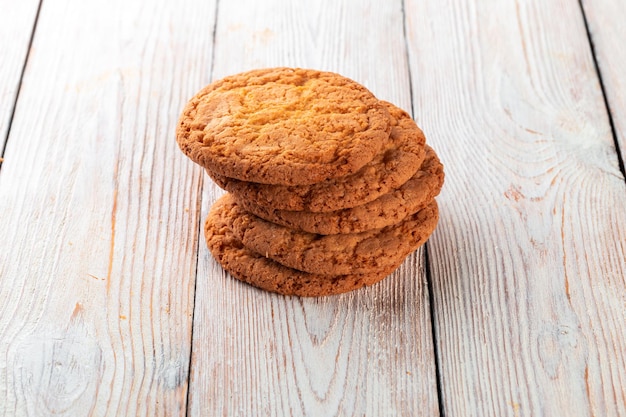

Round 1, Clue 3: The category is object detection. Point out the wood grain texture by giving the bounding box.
[581,0,626,169]
[0,0,215,415]
[0,0,39,152]
[404,0,626,416]
[187,0,440,415]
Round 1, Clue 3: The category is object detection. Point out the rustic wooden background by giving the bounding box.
[0,0,625,416]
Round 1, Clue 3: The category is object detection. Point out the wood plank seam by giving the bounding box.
[401,0,415,125]
[208,0,221,84]
[425,245,446,417]
[577,0,626,184]
[183,208,202,416]
[184,0,220,414]
[0,0,42,169]
[401,0,445,415]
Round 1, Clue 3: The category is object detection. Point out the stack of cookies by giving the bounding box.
[176,68,444,297]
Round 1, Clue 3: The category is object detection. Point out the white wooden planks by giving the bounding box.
[0,0,40,151]
[405,0,626,416]
[581,0,626,169]
[187,0,440,415]
[0,0,216,415]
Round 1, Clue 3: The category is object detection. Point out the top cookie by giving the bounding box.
[177,67,391,185]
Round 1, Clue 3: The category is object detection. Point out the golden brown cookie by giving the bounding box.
[226,195,438,276]
[177,67,391,186]
[235,145,444,234]
[207,101,425,212]
[204,195,402,297]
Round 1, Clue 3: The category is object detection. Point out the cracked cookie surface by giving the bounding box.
[178,67,391,185]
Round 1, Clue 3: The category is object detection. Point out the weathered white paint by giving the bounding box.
[0,0,216,415]
[405,0,626,415]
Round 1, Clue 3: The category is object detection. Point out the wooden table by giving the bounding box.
[1,0,625,415]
